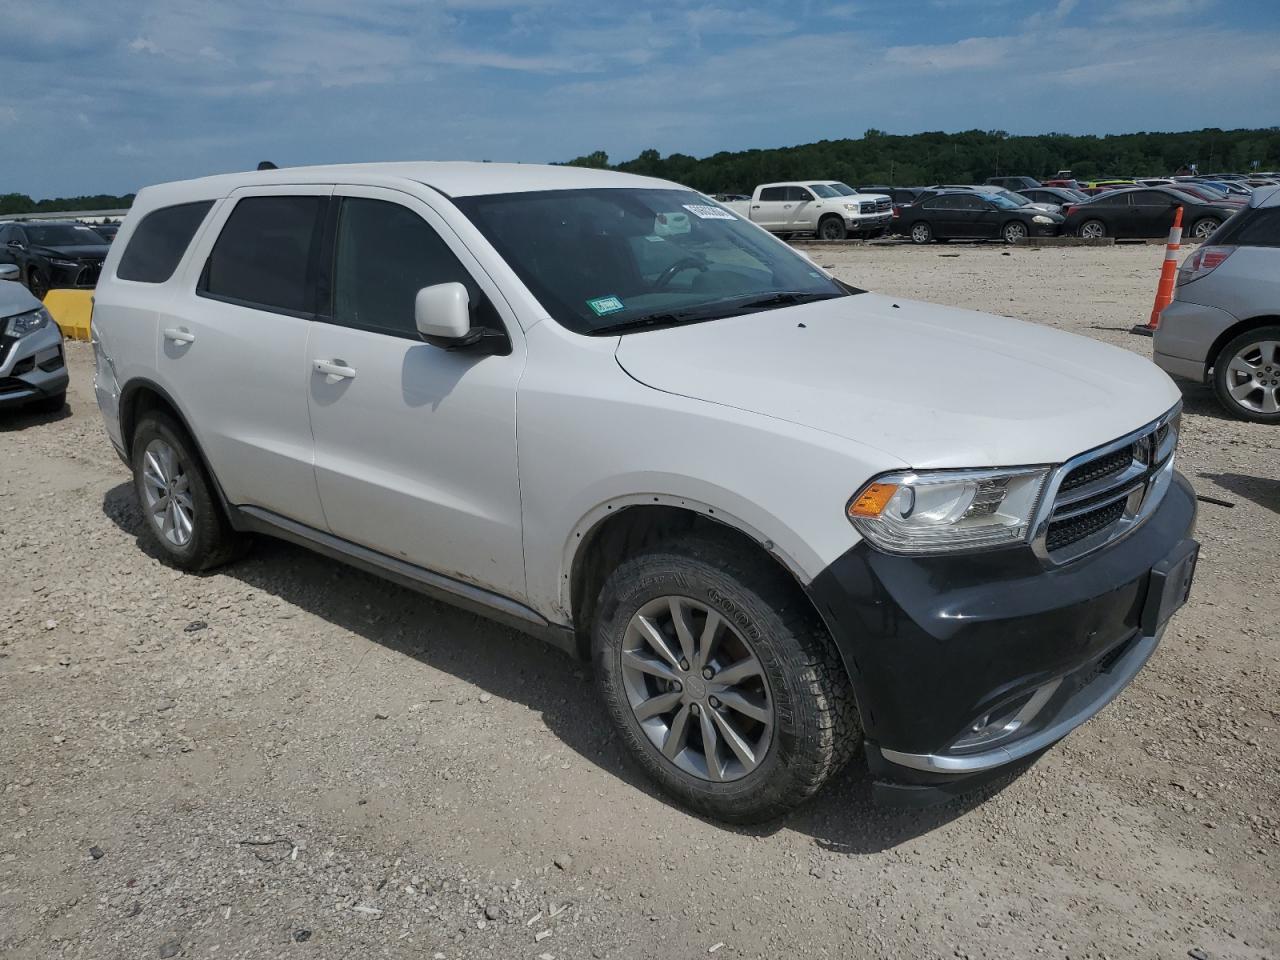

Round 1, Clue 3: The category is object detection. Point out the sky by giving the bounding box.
[1,0,1278,199]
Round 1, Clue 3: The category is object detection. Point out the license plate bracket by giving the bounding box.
[1140,539,1199,636]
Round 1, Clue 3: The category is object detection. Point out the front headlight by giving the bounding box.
[48,258,80,268]
[847,467,1050,554]
[843,203,858,211]
[4,307,53,338]
[1031,215,1054,224]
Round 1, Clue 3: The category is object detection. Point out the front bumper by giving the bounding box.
[846,213,893,235]
[0,321,69,409]
[807,470,1198,803]
[46,260,103,289]
[1153,297,1238,384]
[1030,223,1062,236]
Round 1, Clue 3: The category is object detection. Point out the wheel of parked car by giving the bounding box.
[817,216,847,241]
[130,411,246,571]
[592,535,860,823]
[1212,325,1280,424]
[1189,218,1221,241]
[27,269,49,301]
[909,222,933,244]
[1003,221,1028,244]
[1078,220,1106,239]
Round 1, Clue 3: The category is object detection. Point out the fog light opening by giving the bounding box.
[952,679,1063,752]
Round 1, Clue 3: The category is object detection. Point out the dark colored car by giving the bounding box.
[858,185,926,207]
[0,221,110,300]
[91,222,121,242]
[1063,187,1239,241]
[985,176,1041,191]
[1168,182,1247,209]
[895,190,1064,244]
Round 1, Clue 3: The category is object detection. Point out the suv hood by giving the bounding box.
[614,293,1181,469]
[0,279,41,318]
[33,243,109,259]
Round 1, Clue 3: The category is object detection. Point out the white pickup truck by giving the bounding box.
[724,182,893,241]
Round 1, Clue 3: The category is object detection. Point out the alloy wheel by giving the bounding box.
[1193,219,1220,240]
[1004,222,1027,243]
[140,438,196,547]
[1224,340,1280,415]
[620,596,774,782]
[911,224,931,243]
[1079,221,1105,239]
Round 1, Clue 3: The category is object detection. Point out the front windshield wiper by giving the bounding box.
[588,291,844,336]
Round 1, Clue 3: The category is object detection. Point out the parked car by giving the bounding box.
[1166,182,1246,209]
[1063,187,1238,240]
[1043,178,1082,190]
[91,222,121,242]
[0,220,110,300]
[921,185,1057,213]
[91,162,1197,822]
[723,182,892,240]
[1021,186,1091,207]
[857,185,926,209]
[1154,185,1280,423]
[0,263,69,412]
[896,189,1064,243]
[984,176,1041,191]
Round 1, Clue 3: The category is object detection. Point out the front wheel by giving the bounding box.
[909,222,933,244]
[27,269,49,301]
[1003,221,1028,244]
[817,217,847,241]
[1212,326,1280,423]
[592,537,860,823]
[131,412,246,571]
[1190,217,1221,241]
[1078,219,1106,239]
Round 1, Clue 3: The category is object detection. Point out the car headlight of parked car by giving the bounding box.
[4,306,54,338]
[847,467,1050,554]
[48,258,81,268]
[1032,215,1055,225]
[843,203,858,212]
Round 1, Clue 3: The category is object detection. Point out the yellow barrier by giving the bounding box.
[42,289,94,341]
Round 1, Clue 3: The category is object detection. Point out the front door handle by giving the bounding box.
[163,327,195,344]
[313,359,357,382]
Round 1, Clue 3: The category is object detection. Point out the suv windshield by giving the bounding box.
[25,223,105,246]
[455,188,850,335]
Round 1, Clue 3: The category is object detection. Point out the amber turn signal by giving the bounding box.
[848,482,899,518]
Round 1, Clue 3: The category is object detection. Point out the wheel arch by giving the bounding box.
[1206,315,1280,376]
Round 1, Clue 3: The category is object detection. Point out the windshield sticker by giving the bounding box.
[682,203,736,221]
[586,296,625,316]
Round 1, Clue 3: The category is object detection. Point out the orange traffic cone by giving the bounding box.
[1132,206,1183,336]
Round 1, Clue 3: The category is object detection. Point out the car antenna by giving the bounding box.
[256,161,278,170]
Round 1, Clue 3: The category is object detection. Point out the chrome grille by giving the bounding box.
[859,201,875,214]
[1032,407,1180,564]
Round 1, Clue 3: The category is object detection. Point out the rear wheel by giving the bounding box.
[130,412,245,571]
[1002,221,1028,244]
[1190,217,1221,241]
[1212,326,1280,423]
[1078,219,1106,239]
[909,222,933,244]
[592,536,860,823]
[817,216,847,241]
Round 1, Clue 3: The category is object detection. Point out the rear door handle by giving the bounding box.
[313,359,357,382]
[163,327,195,344]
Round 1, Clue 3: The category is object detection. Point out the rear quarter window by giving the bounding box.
[117,201,214,283]
[1222,208,1280,247]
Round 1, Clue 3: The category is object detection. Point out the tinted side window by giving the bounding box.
[1223,208,1280,247]
[330,197,497,338]
[1132,191,1172,206]
[117,201,214,283]
[954,195,986,210]
[922,195,954,210]
[787,186,814,202]
[1092,194,1129,208]
[201,196,324,315]
[759,187,786,202]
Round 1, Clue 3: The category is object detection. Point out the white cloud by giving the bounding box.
[128,37,162,55]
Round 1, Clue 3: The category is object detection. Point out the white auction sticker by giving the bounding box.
[682,203,736,221]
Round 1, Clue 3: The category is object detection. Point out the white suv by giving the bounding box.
[93,162,1199,822]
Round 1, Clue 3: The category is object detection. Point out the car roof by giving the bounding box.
[134,161,679,208]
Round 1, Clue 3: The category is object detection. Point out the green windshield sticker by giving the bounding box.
[587,296,625,316]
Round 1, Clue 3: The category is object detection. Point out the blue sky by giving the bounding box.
[2,0,1277,198]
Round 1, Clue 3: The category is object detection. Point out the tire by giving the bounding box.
[817,216,847,241]
[1190,217,1221,241]
[130,411,245,571]
[1003,221,1028,244]
[27,269,49,301]
[1078,219,1106,239]
[909,222,933,244]
[1212,325,1280,424]
[27,390,66,415]
[592,536,860,823]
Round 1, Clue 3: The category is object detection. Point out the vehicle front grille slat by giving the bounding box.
[1045,499,1126,551]
[1059,446,1131,492]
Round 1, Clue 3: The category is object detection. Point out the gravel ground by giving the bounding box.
[2,243,1277,960]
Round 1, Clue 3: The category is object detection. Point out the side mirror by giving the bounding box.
[0,264,18,281]
[6,240,24,250]
[415,282,474,346]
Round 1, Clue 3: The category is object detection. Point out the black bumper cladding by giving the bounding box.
[807,470,1198,804]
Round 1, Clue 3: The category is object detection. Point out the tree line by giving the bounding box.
[567,127,1280,192]
[0,192,135,216]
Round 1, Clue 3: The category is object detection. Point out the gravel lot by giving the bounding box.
[2,243,1277,960]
